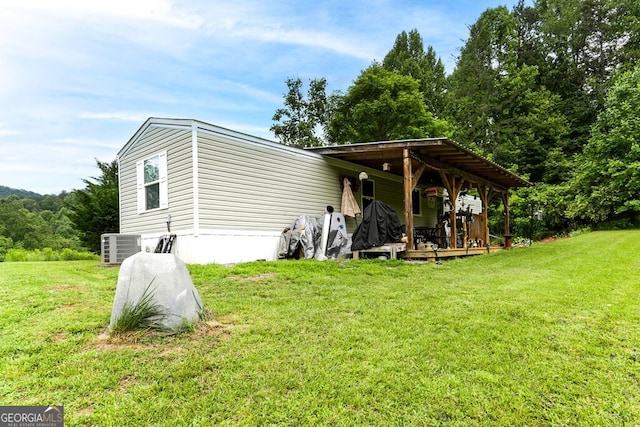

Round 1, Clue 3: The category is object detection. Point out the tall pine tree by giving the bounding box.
[67,159,119,253]
[383,29,448,119]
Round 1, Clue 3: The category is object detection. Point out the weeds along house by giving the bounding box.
[117,117,440,264]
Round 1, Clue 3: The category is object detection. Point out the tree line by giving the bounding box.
[0,160,118,260]
[271,0,640,236]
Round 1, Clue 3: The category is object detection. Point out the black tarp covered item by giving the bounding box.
[351,201,403,251]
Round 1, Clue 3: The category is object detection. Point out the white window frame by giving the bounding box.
[136,151,168,213]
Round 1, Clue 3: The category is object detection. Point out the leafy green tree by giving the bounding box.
[0,196,39,248]
[383,29,448,118]
[447,6,568,183]
[0,234,13,260]
[0,193,82,253]
[531,0,640,154]
[67,159,119,253]
[512,1,545,69]
[271,77,336,147]
[567,65,640,226]
[39,194,64,212]
[328,64,450,143]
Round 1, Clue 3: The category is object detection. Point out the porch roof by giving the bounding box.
[307,138,531,191]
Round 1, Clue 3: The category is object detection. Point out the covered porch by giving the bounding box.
[308,138,531,261]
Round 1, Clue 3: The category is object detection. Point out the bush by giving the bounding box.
[0,236,14,262]
[60,248,98,261]
[5,248,29,262]
[41,247,56,261]
[4,248,98,262]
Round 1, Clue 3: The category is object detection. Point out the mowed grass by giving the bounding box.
[1,230,640,426]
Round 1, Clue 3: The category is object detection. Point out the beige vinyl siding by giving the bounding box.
[197,130,344,231]
[120,125,194,234]
[414,191,438,227]
[417,192,439,227]
[120,119,439,239]
[371,176,404,216]
[362,176,438,228]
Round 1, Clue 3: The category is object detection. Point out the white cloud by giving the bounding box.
[54,138,123,150]
[177,1,384,60]
[77,112,151,122]
[1,0,202,29]
[0,123,20,136]
[231,26,377,61]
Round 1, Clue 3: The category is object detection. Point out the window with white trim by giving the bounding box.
[136,152,168,213]
[361,179,375,211]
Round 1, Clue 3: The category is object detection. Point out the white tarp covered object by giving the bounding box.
[109,252,203,333]
[278,213,351,260]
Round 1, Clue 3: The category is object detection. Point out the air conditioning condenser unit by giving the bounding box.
[101,234,141,265]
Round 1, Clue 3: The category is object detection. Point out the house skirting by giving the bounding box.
[139,229,282,265]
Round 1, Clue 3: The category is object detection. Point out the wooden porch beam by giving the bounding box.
[411,163,427,191]
[411,151,508,193]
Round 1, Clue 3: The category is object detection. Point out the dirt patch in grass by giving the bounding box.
[118,375,136,392]
[94,313,236,351]
[50,283,88,292]
[228,273,277,283]
[76,405,95,416]
[54,302,81,312]
[195,318,233,338]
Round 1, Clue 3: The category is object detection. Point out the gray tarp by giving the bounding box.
[278,213,352,260]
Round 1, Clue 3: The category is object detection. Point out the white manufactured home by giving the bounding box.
[117,118,441,264]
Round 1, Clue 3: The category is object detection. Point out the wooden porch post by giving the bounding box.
[478,184,491,246]
[439,172,463,249]
[501,191,512,248]
[403,148,414,251]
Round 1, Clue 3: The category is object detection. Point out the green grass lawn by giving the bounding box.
[1,230,640,426]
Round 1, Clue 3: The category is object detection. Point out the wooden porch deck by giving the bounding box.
[352,242,503,261]
[405,246,502,262]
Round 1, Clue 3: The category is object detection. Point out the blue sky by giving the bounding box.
[0,0,525,195]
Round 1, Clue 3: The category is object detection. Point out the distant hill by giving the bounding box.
[0,185,42,199]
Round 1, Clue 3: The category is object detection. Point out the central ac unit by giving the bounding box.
[101,234,141,265]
